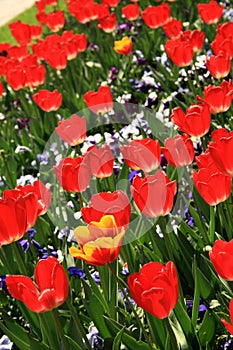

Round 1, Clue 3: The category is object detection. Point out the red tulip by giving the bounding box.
[101,0,119,7]
[211,22,233,59]
[81,190,131,231]
[54,155,91,193]
[70,215,125,266]
[165,38,194,67]
[45,48,67,70]
[128,261,179,319]
[120,138,161,173]
[6,69,26,91]
[163,18,183,39]
[206,51,231,79]
[197,0,224,25]
[208,131,233,177]
[84,86,113,114]
[0,82,4,97]
[9,21,31,46]
[0,180,50,247]
[33,89,62,112]
[86,144,114,178]
[170,104,211,137]
[26,65,46,89]
[122,4,140,21]
[98,13,116,33]
[114,37,132,55]
[197,80,233,114]
[181,30,205,52]
[142,4,170,29]
[193,166,232,206]
[161,135,194,168]
[6,257,68,313]
[131,170,177,218]
[55,114,86,146]
[210,240,233,280]
[44,10,65,32]
[221,299,233,335]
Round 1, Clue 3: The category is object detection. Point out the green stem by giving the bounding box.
[108,263,154,350]
[77,192,84,209]
[159,218,175,262]
[0,248,14,273]
[218,203,232,240]
[12,242,27,275]
[66,298,92,350]
[51,309,70,350]
[209,206,215,244]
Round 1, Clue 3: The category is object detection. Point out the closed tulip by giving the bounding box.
[84,86,113,114]
[131,170,177,218]
[55,114,86,146]
[86,144,114,178]
[206,51,231,79]
[128,261,179,319]
[54,156,91,192]
[163,18,183,39]
[6,257,69,313]
[165,38,194,67]
[81,191,131,231]
[193,166,232,206]
[197,80,233,114]
[120,138,161,173]
[69,215,125,266]
[122,4,140,21]
[210,240,233,280]
[208,131,233,176]
[171,104,211,137]
[161,135,194,168]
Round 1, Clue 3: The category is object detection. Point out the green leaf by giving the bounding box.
[198,312,215,346]
[66,336,84,350]
[0,320,30,350]
[29,337,51,350]
[112,326,125,350]
[104,316,150,350]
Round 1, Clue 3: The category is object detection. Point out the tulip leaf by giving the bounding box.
[198,312,215,346]
[82,279,112,338]
[65,335,85,350]
[146,313,166,349]
[29,337,51,350]
[112,326,125,350]
[104,316,151,350]
[0,320,30,350]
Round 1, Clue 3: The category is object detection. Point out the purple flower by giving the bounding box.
[0,276,7,293]
[87,325,104,350]
[0,335,13,350]
[68,267,86,279]
[91,271,100,283]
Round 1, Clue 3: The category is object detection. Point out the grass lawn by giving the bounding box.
[0,1,67,44]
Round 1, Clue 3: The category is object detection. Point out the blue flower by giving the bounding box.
[87,325,104,350]
[0,335,13,350]
[68,267,86,279]
[91,271,100,283]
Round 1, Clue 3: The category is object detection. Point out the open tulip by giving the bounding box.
[114,37,132,55]
[69,215,125,266]
[81,191,131,231]
[197,0,224,25]
[131,170,177,218]
[33,89,62,112]
[55,114,86,146]
[6,257,68,313]
[142,4,170,29]
[165,38,194,67]
[206,51,231,79]
[210,240,233,280]
[120,138,160,173]
[128,261,179,319]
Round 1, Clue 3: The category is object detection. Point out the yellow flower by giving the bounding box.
[69,215,125,266]
[114,36,132,55]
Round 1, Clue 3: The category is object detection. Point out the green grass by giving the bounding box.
[0,0,67,44]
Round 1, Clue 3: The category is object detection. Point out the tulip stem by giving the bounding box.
[108,263,154,350]
[0,248,14,274]
[12,242,27,275]
[51,309,70,350]
[218,204,232,240]
[77,192,84,209]
[209,206,215,244]
[66,298,93,350]
[159,219,175,262]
